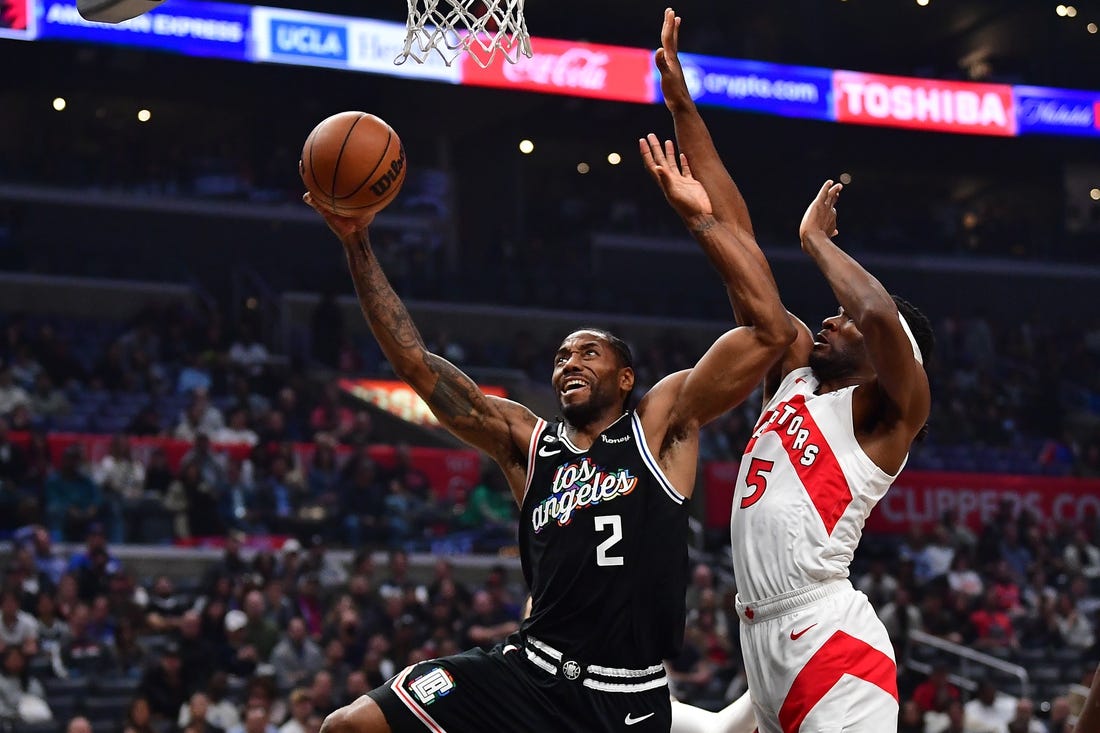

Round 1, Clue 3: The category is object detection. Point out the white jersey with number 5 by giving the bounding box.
[730,367,905,603]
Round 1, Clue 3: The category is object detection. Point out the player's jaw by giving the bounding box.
[557,373,616,428]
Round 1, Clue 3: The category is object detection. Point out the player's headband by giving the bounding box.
[898,312,924,366]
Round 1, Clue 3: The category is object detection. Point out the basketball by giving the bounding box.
[299,111,407,216]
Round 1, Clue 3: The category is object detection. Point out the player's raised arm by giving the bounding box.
[654,9,813,398]
[638,140,794,428]
[305,195,538,501]
[798,181,931,437]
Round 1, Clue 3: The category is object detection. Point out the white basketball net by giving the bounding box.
[397,0,532,68]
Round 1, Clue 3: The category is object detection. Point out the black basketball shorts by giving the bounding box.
[367,634,671,733]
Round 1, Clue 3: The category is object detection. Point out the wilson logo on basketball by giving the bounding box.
[369,145,406,198]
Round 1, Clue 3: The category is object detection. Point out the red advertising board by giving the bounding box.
[704,463,1100,533]
[11,433,484,501]
[338,379,507,428]
[0,0,30,38]
[458,36,655,103]
[833,70,1016,136]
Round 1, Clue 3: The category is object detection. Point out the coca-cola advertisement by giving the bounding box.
[459,35,654,104]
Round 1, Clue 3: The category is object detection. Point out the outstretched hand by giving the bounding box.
[799,180,842,244]
[302,192,377,242]
[655,8,693,112]
[640,133,713,223]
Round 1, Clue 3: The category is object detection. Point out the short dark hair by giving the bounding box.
[571,327,633,369]
[891,296,934,366]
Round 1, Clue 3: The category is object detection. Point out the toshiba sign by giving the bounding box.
[833,71,1016,136]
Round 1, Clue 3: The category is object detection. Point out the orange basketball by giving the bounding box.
[299,111,406,216]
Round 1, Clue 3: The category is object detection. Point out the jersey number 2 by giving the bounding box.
[595,515,624,567]
[739,458,774,509]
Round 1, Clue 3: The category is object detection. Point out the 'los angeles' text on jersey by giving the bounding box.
[519,412,690,669]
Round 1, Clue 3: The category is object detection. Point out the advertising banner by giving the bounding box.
[833,70,1016,136]
[339,378,507,428]
[672,53,833,121]
[704,463,1100,532]
[0,0,32,40]
[458,35,654,103]
[1014,85,1100,138]
[37,0,249,59]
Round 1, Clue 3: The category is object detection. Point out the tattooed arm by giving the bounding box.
[306,196,539,501]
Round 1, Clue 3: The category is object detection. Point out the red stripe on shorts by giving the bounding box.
[778,630,897,733]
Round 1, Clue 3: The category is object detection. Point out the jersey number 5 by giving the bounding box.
[739,458,774,509]
[595,515,624,567]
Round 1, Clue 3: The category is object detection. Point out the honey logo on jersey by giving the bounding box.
[531,457,638,532]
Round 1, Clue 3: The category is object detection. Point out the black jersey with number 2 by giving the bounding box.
[519,411,690,669]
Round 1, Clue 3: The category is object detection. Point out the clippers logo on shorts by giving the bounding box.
[531,457,638,532]
[409,667,455,706]
[747,394,820,467]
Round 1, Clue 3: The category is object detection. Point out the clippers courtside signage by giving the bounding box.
[458,36,654,103]
[705,463,1100,532]
[339,379,508,428]
[833,70,1016,136]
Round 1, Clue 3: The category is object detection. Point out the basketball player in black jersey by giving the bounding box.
[302,128,794,731]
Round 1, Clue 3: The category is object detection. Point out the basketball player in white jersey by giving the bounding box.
[654,9,933,733]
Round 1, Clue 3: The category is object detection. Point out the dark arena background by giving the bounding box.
[1,0,1100,730]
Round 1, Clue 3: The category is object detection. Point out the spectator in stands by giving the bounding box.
[455,463,517,538]
[46,445,104,541]
[241,591,278,662]
[897,700,925,733]
[229,705,276,733]
[1046,696,1072,733]
[55,573,79,621]
[122,697,156,733]
[0,368,30,416]
[856,556,900,609]
[459,590,517,652]
[1021,568,1057,614]
[67,717,93,733]
[963,679,1016,731]
[969,587,1019,652]
[181,433,227,488]
[0,589,38,656]
[229,325,270,379]
[254,456,300,536]
[142,447,174,495]
[270,617,323,691]
[912,664,961,714]
[214,408,259,447]
[342,672,368,707]
[62,602,113,677]
[67,524,120,578]
[261,579,295,630]
[95,435,146,542]
[1019,595,1063,649]
[86,595,116,645]
[167,461,224,539]
[218,458,258,533]
[941,509,978,552]
[947,551,984,601]
[1004,698,1044,733]
[301,536,346,590]
[126,406,164,437]
[305,436,341,516]
[279,689,313,733]
[200,673,240,732]
[307,671,337,718]
[340,412,373,448]
[176,354,213,397]
[988,561,1024,618]
[878,586,922,652]
[1064,529,1100,578]
[1053,590,1095,650]
[113,618,146,678]
[998,523,1032,582]
[138,643,189,722]
[309,384,353,442]
[0,418,27,486]
[29,373,69,419]
[34,591,70,659]
[339,457,386,547]
[0,647,51,723]
[178,692,226,733]
[274,388,307,443]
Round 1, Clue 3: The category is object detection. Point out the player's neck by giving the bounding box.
[562,410,626,449]
[814,369,874,396]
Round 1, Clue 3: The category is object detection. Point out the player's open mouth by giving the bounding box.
[561,378,588,395]
[813,332,829,346]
